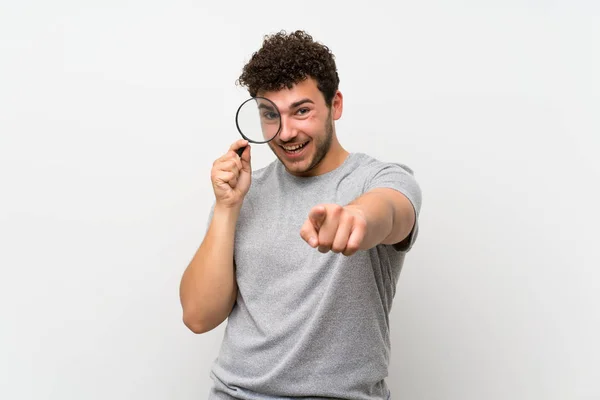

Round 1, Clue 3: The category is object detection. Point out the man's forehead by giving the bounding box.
[257,79,322,109]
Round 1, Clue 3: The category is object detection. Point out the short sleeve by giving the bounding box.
[364,161,422,252]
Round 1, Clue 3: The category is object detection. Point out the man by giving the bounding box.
[179,30,422,400]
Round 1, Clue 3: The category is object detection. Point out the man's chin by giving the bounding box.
[275,155,310,175]
[281,158,307,172]
[270,144,319,176]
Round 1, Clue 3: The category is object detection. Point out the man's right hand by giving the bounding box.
[211,139,252,209]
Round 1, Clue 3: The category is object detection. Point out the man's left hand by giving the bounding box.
[300,204,367,256]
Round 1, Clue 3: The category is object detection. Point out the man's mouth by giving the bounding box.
[281,141,309,154]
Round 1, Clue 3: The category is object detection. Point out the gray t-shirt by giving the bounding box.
[206,152,422,400]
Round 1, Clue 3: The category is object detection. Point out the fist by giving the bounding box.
[210,139,251,208]
[300,204,367,256]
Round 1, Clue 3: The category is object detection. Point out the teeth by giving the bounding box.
[283,142,306,151]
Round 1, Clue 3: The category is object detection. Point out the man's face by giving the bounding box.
[257,77,342,177]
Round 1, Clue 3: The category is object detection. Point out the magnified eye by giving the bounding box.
[236,96,281,145]
[263,111,279,120]
[261,111,280,125]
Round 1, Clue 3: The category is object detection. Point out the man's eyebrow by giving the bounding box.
[257,103,276,111]
[289,98,314,108]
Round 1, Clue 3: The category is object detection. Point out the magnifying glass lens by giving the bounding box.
[236,97,281,143]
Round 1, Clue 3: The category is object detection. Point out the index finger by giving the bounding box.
[300,218,319,248]
[229,139,249,153]
[308,205,327,230]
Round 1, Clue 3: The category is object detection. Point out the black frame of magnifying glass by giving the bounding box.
[235,96,283,145]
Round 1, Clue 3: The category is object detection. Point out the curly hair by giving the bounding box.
[236,30,340,107]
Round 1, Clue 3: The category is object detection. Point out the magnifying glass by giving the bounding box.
[235,97,282,157]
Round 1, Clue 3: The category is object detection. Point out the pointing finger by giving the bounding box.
[308,205,327,230]
[300,218,319,248]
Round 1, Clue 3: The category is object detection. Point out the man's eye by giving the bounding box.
[297,108,310,115]
[263,112,278,120]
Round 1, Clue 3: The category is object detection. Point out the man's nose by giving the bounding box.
[278,118,297,143]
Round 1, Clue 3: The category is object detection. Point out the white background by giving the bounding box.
[1,1,598,399]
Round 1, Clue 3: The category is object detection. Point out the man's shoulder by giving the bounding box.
[349,152,416,177]
[250,159,279,183]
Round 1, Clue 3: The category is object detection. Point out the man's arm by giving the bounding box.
[179,205,239,334]
[347,187,416,248]
[179,139,251,334]
[300,188,416,256]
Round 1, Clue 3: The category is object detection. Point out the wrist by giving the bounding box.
[213,203,242,222]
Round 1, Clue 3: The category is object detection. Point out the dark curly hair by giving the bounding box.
[236,30,340,107]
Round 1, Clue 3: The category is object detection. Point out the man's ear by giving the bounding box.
[332,91,343,120]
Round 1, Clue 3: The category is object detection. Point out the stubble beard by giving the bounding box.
[273,111,334,176]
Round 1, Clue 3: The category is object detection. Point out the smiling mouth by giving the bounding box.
[281,141,309,154]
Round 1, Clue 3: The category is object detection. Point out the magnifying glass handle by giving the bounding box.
[235,146,246,157]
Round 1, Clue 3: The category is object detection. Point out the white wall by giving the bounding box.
[1,1,598,399]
